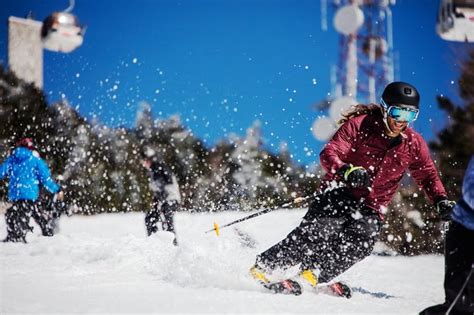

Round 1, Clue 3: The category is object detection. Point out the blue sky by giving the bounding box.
[1,0,473,166]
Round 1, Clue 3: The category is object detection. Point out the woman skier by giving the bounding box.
[250,82,455,296]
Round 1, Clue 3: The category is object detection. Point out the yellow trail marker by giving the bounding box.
[213,222,220,236]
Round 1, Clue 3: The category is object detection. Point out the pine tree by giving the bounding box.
[430,50,474,196]
[0,65,319,216]
[0,65,51,152]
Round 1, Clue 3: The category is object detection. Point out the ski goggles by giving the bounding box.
[381,99,419,122]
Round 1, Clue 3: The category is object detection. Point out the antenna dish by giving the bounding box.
[333,4,365,35]
[312,117,337,141]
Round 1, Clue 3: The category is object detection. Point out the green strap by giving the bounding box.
[343,164,364,181]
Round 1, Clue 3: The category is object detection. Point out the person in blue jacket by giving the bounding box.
[420,155,474,315]
[0,138,64,243]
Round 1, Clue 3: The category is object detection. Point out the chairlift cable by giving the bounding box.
[64,0,75,13]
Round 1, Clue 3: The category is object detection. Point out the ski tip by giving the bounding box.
[213,222,220,236]
[330,282,353,299]
[264,279,303,296]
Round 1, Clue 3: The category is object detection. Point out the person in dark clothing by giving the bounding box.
[250,82,454,295]
[142,154,181,245]
[36,188,69,236]
[0,138,64,242]
[420,156,474,315]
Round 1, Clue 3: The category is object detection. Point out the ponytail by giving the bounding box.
[337,104,382,125]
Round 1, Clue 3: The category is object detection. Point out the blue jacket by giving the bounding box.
[0,147,60,202]
[451,156,474,230]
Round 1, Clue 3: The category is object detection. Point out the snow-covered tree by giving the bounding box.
[135,101,154,140]
[230,121,286,209]
[0,66,317,224]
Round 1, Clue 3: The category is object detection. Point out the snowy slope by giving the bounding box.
[0,209,445,314]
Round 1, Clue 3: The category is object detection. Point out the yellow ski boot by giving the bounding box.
[300,269,319,287]
[250,265,303,295]
[249,264,270,284]
[299,269,352,298]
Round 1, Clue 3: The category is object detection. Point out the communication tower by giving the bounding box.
[313,0,396,141]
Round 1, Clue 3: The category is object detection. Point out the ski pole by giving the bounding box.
[205,193,319,236]
[445,263,473,315]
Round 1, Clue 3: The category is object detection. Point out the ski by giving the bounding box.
[263,279,303,296]
[316,281,353,299]
[262,279,352,298]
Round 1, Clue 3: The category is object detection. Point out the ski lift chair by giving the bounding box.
[41,11,84,53]
[437,0,474,42]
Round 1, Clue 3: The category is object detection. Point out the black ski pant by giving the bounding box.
[145,200,178,237]
[444,221,474,313]
[420,221,474,315]
[256,188,381,283]
[4,200,53,242]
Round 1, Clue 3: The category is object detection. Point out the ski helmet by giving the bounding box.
[15,138,35,150]
[381,81,420,109]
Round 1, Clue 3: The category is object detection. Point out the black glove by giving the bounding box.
[436,198,456,221]
[339,164,369,188]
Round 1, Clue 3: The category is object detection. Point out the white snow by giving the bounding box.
[0,209,445,314]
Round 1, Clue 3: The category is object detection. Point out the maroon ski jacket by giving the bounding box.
[319,112,447,217]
